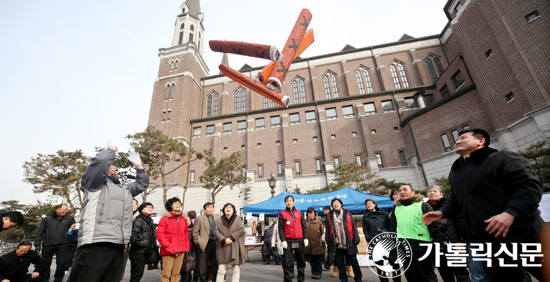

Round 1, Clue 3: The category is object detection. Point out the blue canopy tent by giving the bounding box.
[242,187,393,216]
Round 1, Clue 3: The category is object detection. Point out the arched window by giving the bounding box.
[390,65,401,89]
[263,97,269,109]
[363,68,373,93]
[356,70,366,94]
[234,89,240,113]
[234,87,247,113]
[207,95,212,117]
[434,57,444,76]
[355,66,374,94]
[180,23,185,30]
[331,73,339,98]
[175,60,179,70]
[189,25,194,42]
[170,61,174,71]
[425,55,445,83]
[397,63,409,88]
[390,62,410,89]
[213,94,218,116]
[426,59,437,83]
[299,79,306,103]
[292,80,299,104]
[165,84,171,100]
[323,75,331,99]
[240,88,246,112]
[170,83,175,99]
[291,78,305,104]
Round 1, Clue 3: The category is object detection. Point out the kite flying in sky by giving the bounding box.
[209,9,314,108]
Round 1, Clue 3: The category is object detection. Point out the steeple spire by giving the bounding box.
[184,0,201,19]
[220,53,229,74]
[171,0,205,56]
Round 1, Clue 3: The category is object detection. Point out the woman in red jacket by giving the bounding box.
[157,197,190,282]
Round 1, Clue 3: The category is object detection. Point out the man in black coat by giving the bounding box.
[34,204,75,282]
[129,202,155,282]
[0,241,42,282]
[422,128,544,281]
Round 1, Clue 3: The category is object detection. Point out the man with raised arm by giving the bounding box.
[69,142,149,282]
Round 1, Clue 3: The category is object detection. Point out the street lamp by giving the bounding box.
[268,173,277,198]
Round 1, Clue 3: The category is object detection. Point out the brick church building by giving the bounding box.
[146,0,549,213]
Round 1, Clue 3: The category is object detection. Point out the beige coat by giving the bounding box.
[193,214,220,252]
[215,215,245,265]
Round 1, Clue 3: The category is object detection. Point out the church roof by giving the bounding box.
[341,44,356,52]
[398,34,415,41]
[239,64,252,71]
[185,0,201,18]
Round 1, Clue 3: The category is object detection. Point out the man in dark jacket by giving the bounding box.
[0,241,42,282]
[1,211,24,232]
[34,204,75,282]
[422,129,544,281]
[70,143,149,282]
[390,184,443,282]
[129,202,155,282]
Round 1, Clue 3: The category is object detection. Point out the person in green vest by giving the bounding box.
[390,184,443,282]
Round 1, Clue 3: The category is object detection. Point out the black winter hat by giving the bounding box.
[138,202,154,213]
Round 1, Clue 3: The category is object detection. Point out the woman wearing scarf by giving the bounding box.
[326,198,362,282]
[215,203,245,282]
[305,208,324,279]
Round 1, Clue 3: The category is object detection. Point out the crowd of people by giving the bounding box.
[0,129,546,282]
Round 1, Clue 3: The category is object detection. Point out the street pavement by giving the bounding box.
[47,249,447,282]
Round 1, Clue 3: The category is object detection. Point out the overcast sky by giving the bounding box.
[0,0,449,205]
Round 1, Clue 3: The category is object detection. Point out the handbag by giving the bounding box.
[181,251,195,272]
[147,249,160,264]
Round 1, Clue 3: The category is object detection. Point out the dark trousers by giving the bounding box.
[282,240,305,282]
[41,243,69,282]
[324,247,334,269]
[404,249,437,282]
[437,255,470,282]
[309,254,323,276]
[180,271,192,282]
[69,242,125,282]
[65,244,77,271]
[334,249,362,282]
[129,252,149,282]
[198,240,218,282]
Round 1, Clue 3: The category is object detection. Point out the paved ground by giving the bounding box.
[47,249,447,282]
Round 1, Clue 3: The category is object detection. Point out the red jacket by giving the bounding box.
[157,211,190,256]
[281,208,304,239]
